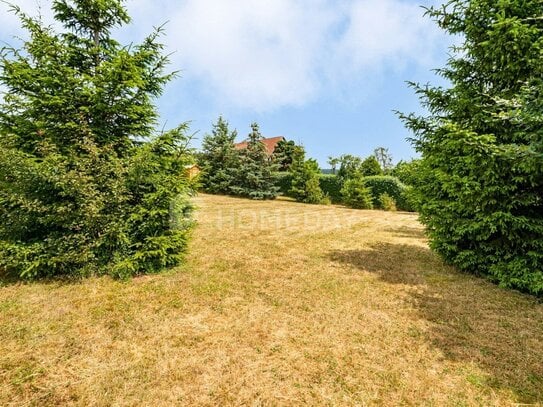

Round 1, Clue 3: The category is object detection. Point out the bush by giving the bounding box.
[379,193,397,211]
[303,176,330,205]
[363,176,412,211]
[341,178,373,209]
[319,174,343,203]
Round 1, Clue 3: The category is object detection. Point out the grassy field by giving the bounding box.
[1,194,542,406]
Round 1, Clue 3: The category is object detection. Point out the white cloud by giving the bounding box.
[0,0,446,111]
[159,0,444,110]
[333,0,442,75]
[162,0,338,111]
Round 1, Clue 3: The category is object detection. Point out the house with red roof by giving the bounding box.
[234,136,285,156]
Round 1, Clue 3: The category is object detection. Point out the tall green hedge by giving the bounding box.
[363,176,413,212]
[319,174,343,203]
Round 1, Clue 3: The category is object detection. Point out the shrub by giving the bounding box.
[341,178,373,210]
[319,174,343,203]
[363,176,412,211]
[303,176,330,205]
[378,193,397,211]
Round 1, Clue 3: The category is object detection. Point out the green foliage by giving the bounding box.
[399,0,543,295]
[360,156,384,176]
[337,154,363,180]
[272,139,297,171]
[0,0,193,279]
[319,174,343,203]
[378,193,397,212]
[327,156,341,175]
[391,160,423,211]
[289,146,327,204]
[336,154,384,179]
[363,176,412,212]
[231,123,279,200]
[341,177,373,210]
[275,172,292,195]
[198,116,239,194]
[391,159,421,186]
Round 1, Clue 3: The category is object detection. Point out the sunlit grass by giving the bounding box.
[1,194,542,405]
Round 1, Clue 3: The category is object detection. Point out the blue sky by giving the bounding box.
[0,0,452,167]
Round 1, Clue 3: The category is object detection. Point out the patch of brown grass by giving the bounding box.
[1,194,542,406]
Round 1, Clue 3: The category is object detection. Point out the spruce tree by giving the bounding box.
[341,176,373,210]
[400,0,543,295]
[199,116,239,194]
[289,146,327,204]
[231,123,279,200]
[0,0,194,279]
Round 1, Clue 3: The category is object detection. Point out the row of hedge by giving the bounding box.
[275,173,415,211]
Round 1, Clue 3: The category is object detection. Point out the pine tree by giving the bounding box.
[341,176,373,210]
[289,146,327,204]
[0,0,194,279]
[400,0,543,295]
[199,116,239,194]
[231,123,279,200]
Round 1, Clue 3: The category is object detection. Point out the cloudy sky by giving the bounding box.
[0,0,452,166]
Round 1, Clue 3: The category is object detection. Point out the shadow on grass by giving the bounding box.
[383,225,426,239]
[328,242,543,403]
[0,269,90,288]
[329,243,430,285]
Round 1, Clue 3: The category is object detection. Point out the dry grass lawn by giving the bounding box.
[1,194,542,406]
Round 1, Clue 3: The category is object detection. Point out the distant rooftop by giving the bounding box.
[234,136,285,156]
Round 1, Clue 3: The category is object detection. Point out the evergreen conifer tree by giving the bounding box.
[199,116,239,194]
[289,146,327,204]
[400,0,543,295]
[231,123,279,200]
[272,139,297,171]
[0,0,194,279]
[341,176,373,210]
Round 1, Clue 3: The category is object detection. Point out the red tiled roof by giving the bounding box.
[234,136,285,156]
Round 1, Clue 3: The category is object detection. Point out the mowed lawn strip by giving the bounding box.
[1,194,542,405]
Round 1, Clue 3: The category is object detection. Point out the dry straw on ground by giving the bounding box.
[1,194,542,406]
